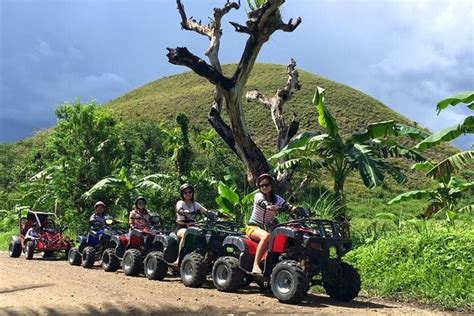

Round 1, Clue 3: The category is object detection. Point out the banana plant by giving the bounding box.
[389,92,474,221]
[415,91,473,151]
[270,87,427,219]
[388,176,474,221]
[215,181,257,225]
[83,167,170,211]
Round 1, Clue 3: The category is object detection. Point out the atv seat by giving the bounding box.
[243,236,258,255]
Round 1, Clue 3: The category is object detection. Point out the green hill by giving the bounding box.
[109,63,426,150]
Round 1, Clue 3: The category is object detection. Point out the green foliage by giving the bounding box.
[215,181,256,224]
[436,91,474,114]
[299,190,343,220]
[390,92,474,220]
[271,87,426,218]
[345,223,474,310]
[246,0,265,11]
[416,91,473,151]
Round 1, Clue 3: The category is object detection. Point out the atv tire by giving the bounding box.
[25,241,35,260]
[270,260,309,304]
[144,251,168,281]
[123,249,143,277]
[322,259,361,302]
[68,248,81,266]
[101,248,120,272]
[180,252,207,288]
[8,240,21,258]
[81,246,96,268]
[212,256,244,292]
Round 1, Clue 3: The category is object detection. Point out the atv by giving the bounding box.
[216,213,361,304]
[8,210,71,260]
[68,217,127,268]
[100,214,172,276]
[141,213,244,287]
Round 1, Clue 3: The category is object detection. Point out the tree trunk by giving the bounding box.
[168,0,302,187]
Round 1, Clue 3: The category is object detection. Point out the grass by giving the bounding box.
[0,228,16,251]
[345,222,474,310]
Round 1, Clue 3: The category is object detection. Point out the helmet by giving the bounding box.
[94,201,106,210]
[149,213,160,225]
[256,173,275,187]
[179,183,195,198]
[135,196,147,207]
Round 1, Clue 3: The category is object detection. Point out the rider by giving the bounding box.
[175,183,214,252]
[129,196,151,232]
[89,201,107,227]
[25,221,41,240]
[246,174,305,274]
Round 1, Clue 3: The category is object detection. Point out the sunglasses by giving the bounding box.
[183,191,193,194]
[259,182,271,188]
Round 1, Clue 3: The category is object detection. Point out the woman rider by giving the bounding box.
[129,196,151,232]
[175,183,213,252]
[246,174,304,274]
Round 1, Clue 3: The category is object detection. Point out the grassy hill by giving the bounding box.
[109,63,426,149]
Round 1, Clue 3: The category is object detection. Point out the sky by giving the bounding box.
[0,0,473,149]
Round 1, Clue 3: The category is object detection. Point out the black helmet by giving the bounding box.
[179,183,194,198]
[256,173,275,187]
[135,196,147,207]
[94,201,106,210]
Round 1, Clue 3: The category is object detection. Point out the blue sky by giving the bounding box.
[1,0,473,149]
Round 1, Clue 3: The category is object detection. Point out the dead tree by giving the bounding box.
[167,0,302,187]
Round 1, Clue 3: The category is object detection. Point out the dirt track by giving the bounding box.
[0,252,458,315]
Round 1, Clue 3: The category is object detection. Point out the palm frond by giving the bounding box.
[387,190,432,205]
[436,91,474,114]
[415,116,474,151]
[426,151,474,179]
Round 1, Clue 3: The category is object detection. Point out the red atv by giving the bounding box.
[214,215,361,304]
[100,215,172,276]
[8,210,71,260]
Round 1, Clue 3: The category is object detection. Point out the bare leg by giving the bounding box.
[175,228,187,264]
[250,228,269,274]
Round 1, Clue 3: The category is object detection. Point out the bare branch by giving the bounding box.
[229,21,250,34]
[246,90,271,108]
[214,0,240,20]
[246,59,301,151]
[277,17,302,32]
[166,47,234,90]
[176,0,212,37]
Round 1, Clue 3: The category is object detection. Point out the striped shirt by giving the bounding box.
[249,193,290,228]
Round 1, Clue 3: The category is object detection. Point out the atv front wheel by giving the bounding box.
[101,248,120,272]
[25,241,35,260]
[144,251,168,280]
[270,260,309,304]
[122,249,143,276]
[68,248,81,265]
[322,260,361,301]
[81,246,96,268]
[8,240,21,258]
[212,256,244,292]
[180,252,207,288]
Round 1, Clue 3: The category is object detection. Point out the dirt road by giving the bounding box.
[0,252,456,315]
